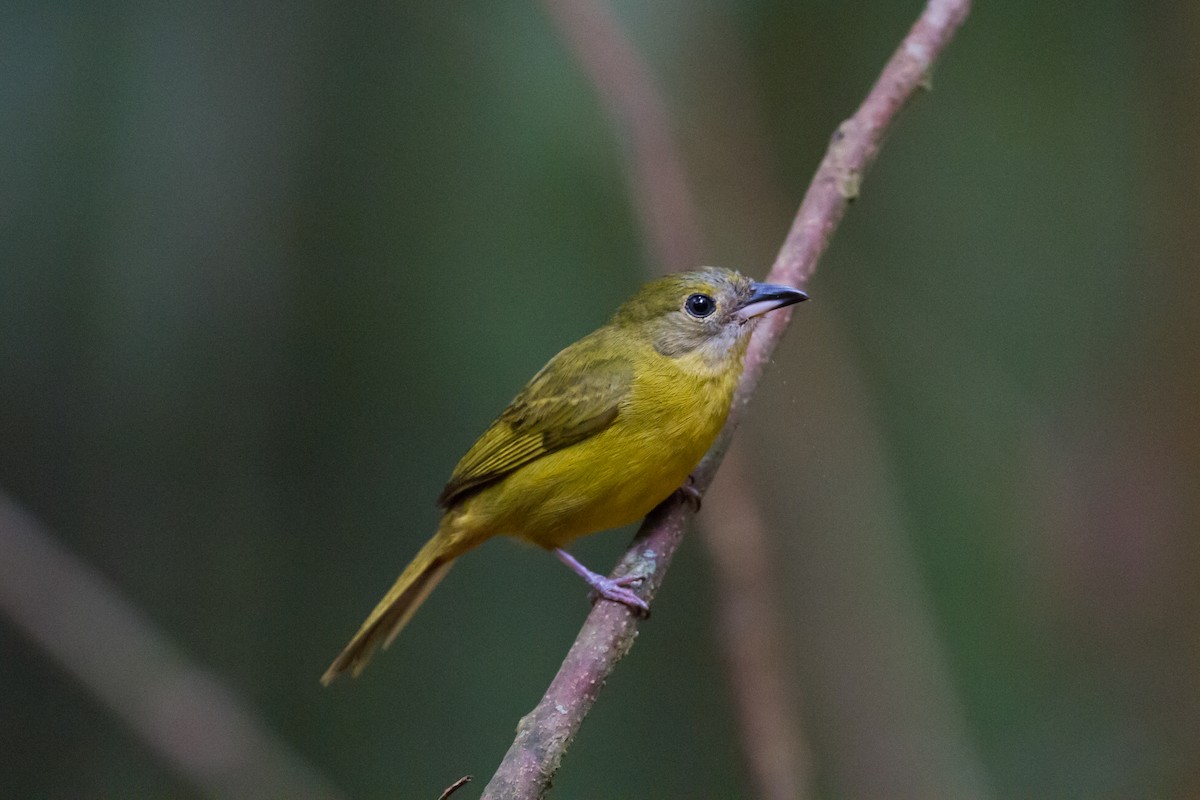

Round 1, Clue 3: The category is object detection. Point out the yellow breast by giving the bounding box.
[451,345,742,549]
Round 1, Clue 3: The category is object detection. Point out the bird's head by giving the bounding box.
[612,267,807,366]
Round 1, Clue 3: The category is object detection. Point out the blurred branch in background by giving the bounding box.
[540,0,700,273]
[540,0,810,797]
[684,12,993,795]
[700,445,813,799]
[0,492,344,800]
[483,1,972,796]
[754,322,993,798]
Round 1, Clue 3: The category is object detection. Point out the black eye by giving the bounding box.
[685,293,716,318]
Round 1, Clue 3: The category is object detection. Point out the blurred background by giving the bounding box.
[2,0,1198,797]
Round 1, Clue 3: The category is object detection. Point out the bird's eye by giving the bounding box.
[685,293,716,318]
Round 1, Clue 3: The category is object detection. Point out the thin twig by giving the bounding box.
[437,775,473,799]
[540,1,811,796]
[483,1,971,796]
[0,492,345,800]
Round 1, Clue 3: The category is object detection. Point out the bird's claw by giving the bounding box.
[676,477,703,511]
[588,576,651,617]
[554,547,651,617]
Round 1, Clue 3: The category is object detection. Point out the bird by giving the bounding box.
[321,267,806,684]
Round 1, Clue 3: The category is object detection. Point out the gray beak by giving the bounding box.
[738,282,808,318]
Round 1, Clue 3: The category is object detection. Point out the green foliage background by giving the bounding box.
[3,1,1197,797]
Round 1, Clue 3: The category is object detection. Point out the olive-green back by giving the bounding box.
[437,329,634,508]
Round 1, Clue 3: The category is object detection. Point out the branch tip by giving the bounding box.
[437,775,473,800]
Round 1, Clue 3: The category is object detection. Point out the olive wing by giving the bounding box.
[437,338,633,508]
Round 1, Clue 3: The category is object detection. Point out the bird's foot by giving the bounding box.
[554,548,650,617]
[587,575,651,615]
[675,476,703,511]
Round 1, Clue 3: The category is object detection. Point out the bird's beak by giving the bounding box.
[738,282,808,319]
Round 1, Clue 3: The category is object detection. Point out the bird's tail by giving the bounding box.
[321,531,461,684]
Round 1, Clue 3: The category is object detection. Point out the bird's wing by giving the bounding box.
[437,333,633,508]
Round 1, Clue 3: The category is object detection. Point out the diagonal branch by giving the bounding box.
[482,1,972,797]
[540,0,810,796]
[0,492,344,800]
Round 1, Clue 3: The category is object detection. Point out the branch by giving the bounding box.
[482,1,971,796]
[0,492,344,800]
[539,1,810,796]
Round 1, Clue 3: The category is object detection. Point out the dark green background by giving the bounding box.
[3,1,1197,797]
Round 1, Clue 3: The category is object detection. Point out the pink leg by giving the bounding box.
[554,549,650,615]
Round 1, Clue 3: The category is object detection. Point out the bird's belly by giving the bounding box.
[457,408,720,549]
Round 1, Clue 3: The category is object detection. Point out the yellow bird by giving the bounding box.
[322,267,806,684]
